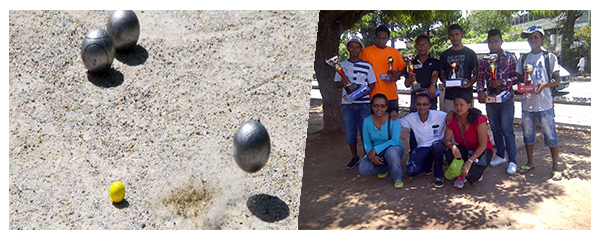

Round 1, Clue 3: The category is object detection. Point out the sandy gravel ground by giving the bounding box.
[9,10,317,230]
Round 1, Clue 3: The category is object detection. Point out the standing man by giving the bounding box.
[439,24,478,112]
[334,35,377,169]
[577,54,586,78]
[399,93,447,188]
[516,25,562,181]
[476,29,519,175]
[360,25,407,120]
[405,35,440,111]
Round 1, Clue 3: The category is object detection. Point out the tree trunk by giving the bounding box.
[314,10,371,133]
[560,10,583,74]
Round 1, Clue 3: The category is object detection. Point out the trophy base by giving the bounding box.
[446,79,463,87]
[485,90,510,103]
[517,85,536,94]
[345,85,370,102]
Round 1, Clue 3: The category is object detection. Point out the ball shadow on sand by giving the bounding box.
[112,199,130,209]
[87,68,124,88]
[246,194,289,223]
[115,45,148,66]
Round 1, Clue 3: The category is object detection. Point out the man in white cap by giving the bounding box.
[334,35,377,169]
[516,25,562,181]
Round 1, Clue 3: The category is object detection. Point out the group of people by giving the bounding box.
[334,24,563,189]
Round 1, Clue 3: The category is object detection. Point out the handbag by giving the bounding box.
[445,158,464,180]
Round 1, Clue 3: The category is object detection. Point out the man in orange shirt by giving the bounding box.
[360,25,407,120]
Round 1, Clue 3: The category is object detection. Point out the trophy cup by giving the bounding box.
[450,62,457,79]
[387,57,394,77]
[446,62,463,87]
[518,64,536,94]
[326,55,370,102]
[406,55,424,93]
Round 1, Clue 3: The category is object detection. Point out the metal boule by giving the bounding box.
[81,28,115,73]
[107,10,140,51]
[233,120,271,173]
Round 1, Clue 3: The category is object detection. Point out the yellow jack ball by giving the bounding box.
[109,182,126,203]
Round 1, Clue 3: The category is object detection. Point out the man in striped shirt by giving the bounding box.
[334,35,377,169]
[476,29,519,175]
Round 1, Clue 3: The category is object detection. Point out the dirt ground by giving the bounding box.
[299,98,591,230]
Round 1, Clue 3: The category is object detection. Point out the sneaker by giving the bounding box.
[378,170,388,179]
[507,162,517,175]
[478,174,484,182]
[434,178,444,188]
[394,178,404,188]
[346,157,360,169]
[454,175,466,189]
[490,156,506,167]
[424,169,433,176]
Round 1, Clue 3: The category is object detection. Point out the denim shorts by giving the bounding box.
[522,108,559,147]
[341,103,371,144]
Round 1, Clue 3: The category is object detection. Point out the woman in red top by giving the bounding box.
[443,92,494,188]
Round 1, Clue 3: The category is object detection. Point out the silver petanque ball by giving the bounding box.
[233,120,271,173]
[81,28,115,73]
[107,10,140,51]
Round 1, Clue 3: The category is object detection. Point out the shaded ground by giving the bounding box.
[299,99,591,230]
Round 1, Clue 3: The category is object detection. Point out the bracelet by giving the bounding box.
[468,159,474,163]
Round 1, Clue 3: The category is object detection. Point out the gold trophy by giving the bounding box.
[488,54,497,80]
[450,62,457,80]
[326,55,369,102]
[446,61,464,87]
[524,64,533,84]
[387,57,394,76]
[485,53,499,93]
[406,55,422,92]
[518,64,535,94]
[326,56,349,85]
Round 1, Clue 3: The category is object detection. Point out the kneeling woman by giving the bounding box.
[443,92,493,188]
[358,94,405,188]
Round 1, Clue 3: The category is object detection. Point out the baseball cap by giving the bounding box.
[521,25,545,39]
[344,35,365,49]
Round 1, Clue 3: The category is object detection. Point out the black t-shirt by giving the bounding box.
[410,56,440,106]
[440,47,478,100]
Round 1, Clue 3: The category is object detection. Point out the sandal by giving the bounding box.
[519,165,535,174]
[552,171,563,181]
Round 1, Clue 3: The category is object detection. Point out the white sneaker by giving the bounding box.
[490,156,506,167]
[507,162,517,175]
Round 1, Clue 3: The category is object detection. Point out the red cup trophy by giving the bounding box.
[406,55,424,94]
[326,55,370,102]
[387,56,394,77]
[484,54,509,103]
[518,64,536,94]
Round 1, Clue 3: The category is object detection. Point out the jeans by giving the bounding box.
[359,145,404,180]
[486,98,517,163]
[522,108,559,147]
[405,140,445,179]
[445,145,492,184]
[341,103,371,144]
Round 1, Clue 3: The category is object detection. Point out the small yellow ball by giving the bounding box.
[109,182,126,203]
